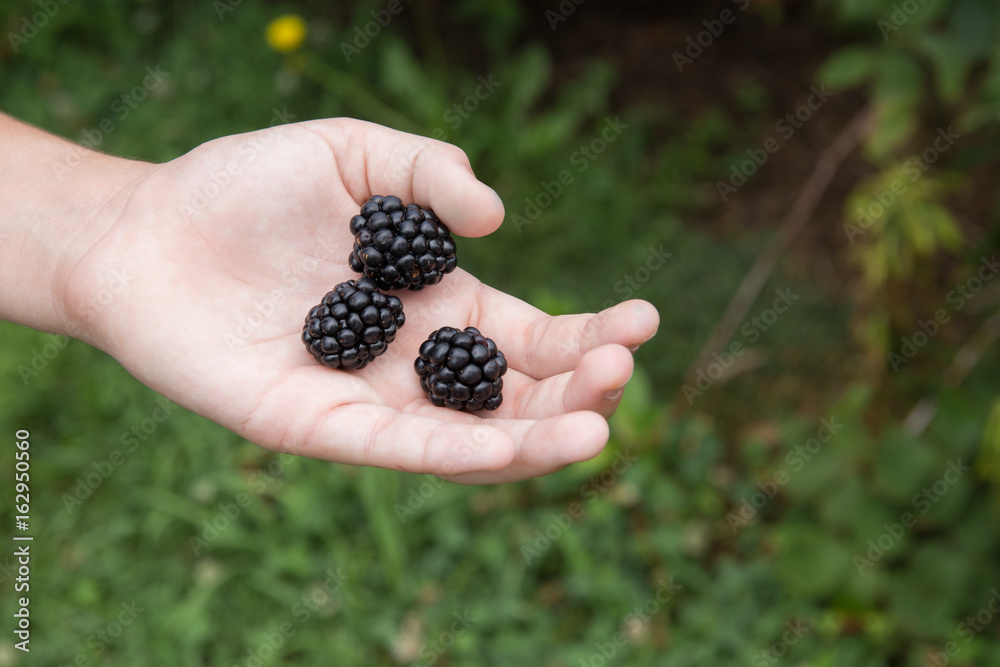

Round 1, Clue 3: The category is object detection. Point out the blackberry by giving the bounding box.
[347,195,458,291]
[414,326,507,411]
[302,277,404,370]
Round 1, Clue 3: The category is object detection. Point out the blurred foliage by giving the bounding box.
[819,0,1000,375]
[1,0,1000,665]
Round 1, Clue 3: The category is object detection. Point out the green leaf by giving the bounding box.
[774,523,854,598]
[872,429,940,502]
[949,0,1000,58]
[358,467,406,590]
[915,33,971,103]
[902,201,941,255]
[889,542,972,636]
[918,201,963,252]
[818,46,878,90]
[866,98,918,159]
[501,46,552,121]
[875,51,924,105]
[977,397,1000,482]
[379,40,436,118]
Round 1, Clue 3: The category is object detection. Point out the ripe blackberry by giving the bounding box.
[414,326,508,411]
[347,195,458,291]
[302,277,404,370]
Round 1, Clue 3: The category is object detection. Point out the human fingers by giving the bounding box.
[306,118,505,238]
[440,410,610,485]
[492,344,635,420]
[471,294,660,379]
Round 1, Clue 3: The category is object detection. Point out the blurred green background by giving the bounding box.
[3,0,1000,664]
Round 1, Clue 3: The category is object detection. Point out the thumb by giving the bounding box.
[309,118,506,238]
[411,145,505,238]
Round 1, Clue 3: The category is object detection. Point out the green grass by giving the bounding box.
[2,1,1000,665]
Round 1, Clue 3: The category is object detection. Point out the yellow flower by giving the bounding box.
[265,14,307,54]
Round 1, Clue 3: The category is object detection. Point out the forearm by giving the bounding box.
[0,112,150,338]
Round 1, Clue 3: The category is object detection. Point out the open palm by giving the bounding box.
[66,119,658,483]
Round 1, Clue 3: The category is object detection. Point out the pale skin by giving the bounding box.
[0,113,659,484]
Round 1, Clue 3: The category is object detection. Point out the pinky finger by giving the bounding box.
[442,411,610,484]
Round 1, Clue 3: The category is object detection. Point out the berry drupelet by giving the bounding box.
[302,277,405,370]
[414,326,508,411]
[348,195,458,291]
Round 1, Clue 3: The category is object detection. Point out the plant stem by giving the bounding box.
[299,54,425,135]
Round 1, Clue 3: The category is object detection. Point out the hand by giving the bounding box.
[63,119,659,484]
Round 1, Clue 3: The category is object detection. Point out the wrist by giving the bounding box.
[0,114,154,342]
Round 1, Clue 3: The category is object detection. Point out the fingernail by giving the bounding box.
[603,368,634,400]
[628,344,640,353]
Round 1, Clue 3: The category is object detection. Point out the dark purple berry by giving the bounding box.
[302,278,405,370]
[414,326,507,411]
[347,195,458,291]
